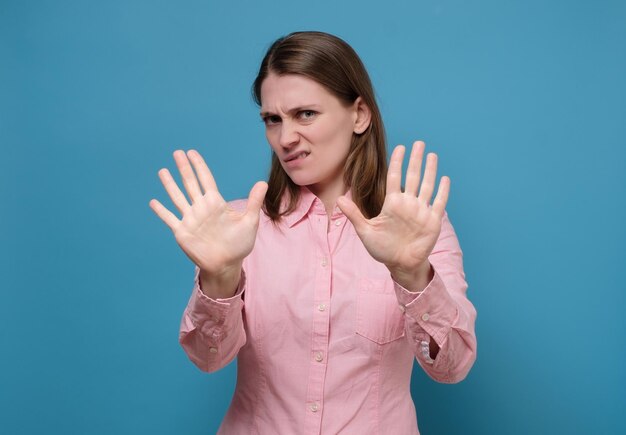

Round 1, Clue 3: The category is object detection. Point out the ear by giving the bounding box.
[352,96,372,134]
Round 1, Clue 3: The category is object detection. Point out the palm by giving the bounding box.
[337,141,449,272]
[149,149,268,273]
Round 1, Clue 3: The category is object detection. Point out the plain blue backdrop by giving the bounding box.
[1,0,624,434]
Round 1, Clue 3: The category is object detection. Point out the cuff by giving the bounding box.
[393,266,458,347]
[185,267,246,330]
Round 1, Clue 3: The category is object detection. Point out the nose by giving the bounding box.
[278,120,300,149]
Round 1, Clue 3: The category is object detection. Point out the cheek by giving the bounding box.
[315,117,353,146]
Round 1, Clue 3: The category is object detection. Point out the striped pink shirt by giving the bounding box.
[179,185,477,434]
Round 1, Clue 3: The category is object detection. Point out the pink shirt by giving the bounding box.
[179,186,477,434]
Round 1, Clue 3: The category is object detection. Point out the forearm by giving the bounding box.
[180,265,248,373]
[388,261,441,358]
[394,265,477,383]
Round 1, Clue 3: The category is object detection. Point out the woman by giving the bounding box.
[149,31,477,435]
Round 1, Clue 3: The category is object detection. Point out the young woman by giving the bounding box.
[150,31,477,435]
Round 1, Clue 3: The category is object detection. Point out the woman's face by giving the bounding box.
[260,73,364,195]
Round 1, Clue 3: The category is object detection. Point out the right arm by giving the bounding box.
[149,149,267,373]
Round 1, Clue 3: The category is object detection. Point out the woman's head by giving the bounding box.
[252,31,387,221]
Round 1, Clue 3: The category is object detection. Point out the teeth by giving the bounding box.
[289,152,308,161]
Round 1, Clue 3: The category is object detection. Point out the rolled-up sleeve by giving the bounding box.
[179,265,247,373]
[393,211,477,383]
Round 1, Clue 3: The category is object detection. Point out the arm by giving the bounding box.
[179,265,248,373]
[336,142,476,382]
[149,149,266,372]
[392,211,477,383]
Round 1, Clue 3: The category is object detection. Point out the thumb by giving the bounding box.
[246,181,268,217]
[336,195,367,233]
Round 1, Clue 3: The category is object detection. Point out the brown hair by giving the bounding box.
[252,31,388,222]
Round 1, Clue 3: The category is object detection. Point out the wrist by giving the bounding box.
[387,261,433,293]
[198,262,243,299]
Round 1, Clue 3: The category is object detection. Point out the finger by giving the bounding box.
[336,195,368,234]
[432,176,450,216]
[418,153,438,203]
[158,168,191,214]
[149,198,180,231]
[173,150,203,204]
[404,141,425,196]
[187,149,220,195]
[246,181,269,217]
[386,145,405,195]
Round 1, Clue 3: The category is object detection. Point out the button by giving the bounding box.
[209,347,218,353]
[309,403,319,412]
[321,257,328,267]
[318,303,326,312]
[334,220,342,226]
[398,304,406,313]
[314,351,324,362]
[421,313,430,321]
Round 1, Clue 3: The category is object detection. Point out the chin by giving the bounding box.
[288,177,317,187]
[283,171,318,187]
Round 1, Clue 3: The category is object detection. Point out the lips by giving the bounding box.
[285,151,310,162]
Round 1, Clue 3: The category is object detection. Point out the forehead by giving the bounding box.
[260,73,338,111]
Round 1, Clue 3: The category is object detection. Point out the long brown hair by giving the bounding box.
[252,31,388,222]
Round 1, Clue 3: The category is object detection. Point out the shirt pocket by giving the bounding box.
[355,277,405,344]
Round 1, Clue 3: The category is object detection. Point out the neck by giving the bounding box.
[307,177,349,217]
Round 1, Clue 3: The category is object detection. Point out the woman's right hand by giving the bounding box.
[149,149,268,275]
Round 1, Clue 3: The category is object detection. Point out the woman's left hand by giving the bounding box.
[337,141,450,281]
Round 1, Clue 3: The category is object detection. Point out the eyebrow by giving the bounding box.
[260,105,321,118]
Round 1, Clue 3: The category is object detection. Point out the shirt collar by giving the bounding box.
[282,185,352,228]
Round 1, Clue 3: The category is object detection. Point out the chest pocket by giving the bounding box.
[355,277,406,344]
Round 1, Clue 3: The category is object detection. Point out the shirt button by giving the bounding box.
[314,351,324,362]
[398,304,406,313]
[334,220,342,226]
[321,257,328,267]
[421,313,430,321]
[318,303,326,311]
[309,403,319,412]
[209,347,218,353]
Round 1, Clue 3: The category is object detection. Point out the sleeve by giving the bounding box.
[178,264,248,373]
[392,211,477,384]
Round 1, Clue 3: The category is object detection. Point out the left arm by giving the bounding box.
[337,140,477,383]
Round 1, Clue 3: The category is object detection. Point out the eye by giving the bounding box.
[299,110,317,120]
[262,115,281,126]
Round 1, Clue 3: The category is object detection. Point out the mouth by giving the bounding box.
[285,151,310,162]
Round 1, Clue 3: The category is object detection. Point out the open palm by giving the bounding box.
[149,149,268,273]
[337,141,449,273]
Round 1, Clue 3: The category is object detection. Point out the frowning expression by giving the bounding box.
[260,73,363,193]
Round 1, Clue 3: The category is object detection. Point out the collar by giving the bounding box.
[282,185,352,228]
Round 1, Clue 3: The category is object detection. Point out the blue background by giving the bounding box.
[1,0,624,434]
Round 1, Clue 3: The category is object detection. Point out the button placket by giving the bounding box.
[303,202,334,433]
